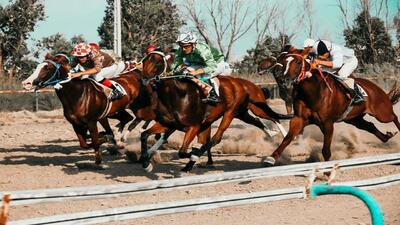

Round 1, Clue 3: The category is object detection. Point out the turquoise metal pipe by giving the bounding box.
[310,184,384,225]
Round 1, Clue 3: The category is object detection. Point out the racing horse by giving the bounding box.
[139,51,291,172]
[25,53,155,164]
[257,45,306,114]
[263,52,400,166]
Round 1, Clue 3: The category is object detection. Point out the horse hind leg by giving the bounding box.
[237,111,277,138]
[345,115,396,143]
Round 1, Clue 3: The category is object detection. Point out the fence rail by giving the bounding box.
[2,153,400,206]
[7,173,400,225]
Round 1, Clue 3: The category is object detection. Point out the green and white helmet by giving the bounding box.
[176,32,197,44]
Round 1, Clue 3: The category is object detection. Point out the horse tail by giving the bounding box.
[388,82,400,105]
[250,100,293,120]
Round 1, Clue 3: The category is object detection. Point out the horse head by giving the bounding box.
[22,52,71,90]
[257,56,282,75]
[142,51,168,79]
[277,53,312,83]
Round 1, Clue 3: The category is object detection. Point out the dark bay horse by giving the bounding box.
[263,52,400,166]
[257,45,306,114]
[27,53,155,164]
[140,52,291,172]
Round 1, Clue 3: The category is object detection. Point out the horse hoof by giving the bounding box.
[95,159,102,165]
[262,157,275,167]
[144,163,153,173]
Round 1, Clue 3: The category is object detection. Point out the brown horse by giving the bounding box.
[257,45,306,114]
[263,52,400,166]
[139,52,290,172]
[29,53,155,164]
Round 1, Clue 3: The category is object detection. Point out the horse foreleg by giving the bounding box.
[196,127,212,165]
[99,118,113,136]
[285,101,293,114]
[140,122,169,172]
[320,122,334,161]
[266,116,306,166]
[180,126,201,172]
[87,121,101,164]
[114,109,134,133]
[210,112,235,146]
[72,124,90,149]
[345,115,396,143]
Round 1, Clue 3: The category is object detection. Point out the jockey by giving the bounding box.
[311,39,364,104]
[145,44,159,53]
[171,32,231,104]
[69,42,125,100]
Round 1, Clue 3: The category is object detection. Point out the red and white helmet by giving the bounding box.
[146,44,158,53]
[73,43,92,57]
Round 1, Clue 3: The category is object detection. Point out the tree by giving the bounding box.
[181,0,255,62]
[344,10,396,65]
[234,33,290,74]
[0,0,45,78]
[32,33,86,58]
[98,0,183,60]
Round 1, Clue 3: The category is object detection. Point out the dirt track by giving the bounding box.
[0,101,399,224]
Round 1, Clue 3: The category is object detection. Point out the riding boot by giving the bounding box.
[201,79,221,104]
[352,84,364,104]
[202,88,221,104]
[109,84,124,100]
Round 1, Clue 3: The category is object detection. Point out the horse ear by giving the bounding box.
[45,53,53,60]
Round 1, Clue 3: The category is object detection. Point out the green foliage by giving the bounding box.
[98,0,184,59]
[234,34,290,74]
[32,33,86,58]
[344,10,396,65]
[0,0,45,78]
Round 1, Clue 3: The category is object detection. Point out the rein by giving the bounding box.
[259,56,283,74]
[285,54,332,93]
[40,60,67,87]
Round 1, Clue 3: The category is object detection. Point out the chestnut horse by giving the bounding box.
[257,45,305,114]
[28,53,155,164]
[139,52,290,172]
[263,52,400,166]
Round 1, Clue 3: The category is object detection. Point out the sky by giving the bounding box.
[0,0,398,60]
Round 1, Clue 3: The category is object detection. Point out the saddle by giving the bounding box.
[83,77,127,99]
[322,70,367,102]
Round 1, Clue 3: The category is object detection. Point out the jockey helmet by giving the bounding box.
[176,32,197,44]
[73,43,92,57]
[317,40,330,55]
[303,38,315,48]
[146,44,158,53]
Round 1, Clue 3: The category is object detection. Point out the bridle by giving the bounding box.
[282,53,312,83]
[37,54,69,88]
[258,56,283,74]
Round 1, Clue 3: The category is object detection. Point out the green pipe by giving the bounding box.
[310,184,384,225]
